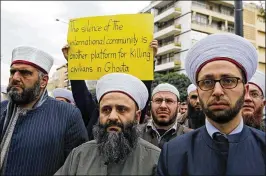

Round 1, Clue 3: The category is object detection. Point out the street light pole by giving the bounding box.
[234,0,243,37]
[55,18,68,24]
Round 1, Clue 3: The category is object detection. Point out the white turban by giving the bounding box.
[187,84,197,96]
[11,46,54,74]
[1,85,7,94]
[96,73,148,110]
[152,83,180,100]
[53,88,75,103]
[185,33,258,85]
[248,70,265,97]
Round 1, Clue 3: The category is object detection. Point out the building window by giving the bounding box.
[195,13,208,25]
[159,35,175,47]
[220,6,233,16]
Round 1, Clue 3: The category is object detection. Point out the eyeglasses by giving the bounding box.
[197,77,242,91]
[152,98,177,106]
[248,91,263,99]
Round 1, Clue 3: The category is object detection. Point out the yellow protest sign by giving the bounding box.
[67,14,154,80]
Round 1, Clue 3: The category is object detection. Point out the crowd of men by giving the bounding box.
[0,33,265,175]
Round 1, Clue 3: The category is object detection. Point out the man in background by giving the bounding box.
[242,70,265,131]
[177,84,205,129]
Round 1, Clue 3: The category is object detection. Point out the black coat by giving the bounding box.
[157,125,266,175]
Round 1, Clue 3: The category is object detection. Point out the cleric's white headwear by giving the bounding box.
[187,84,197,96]
[152,83,180,100]
[96,73,148,110]
[11,46,54,74]
[53,88,75,103]
[1,85,7,94]
[185,33,258,85]
[248,70,265,97]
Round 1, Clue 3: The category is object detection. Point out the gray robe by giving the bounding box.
[55,137,161,175]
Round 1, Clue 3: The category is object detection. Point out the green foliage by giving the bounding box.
[151,72,191,102]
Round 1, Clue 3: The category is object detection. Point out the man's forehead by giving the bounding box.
[100,92,135,106]
[198,60,242,79]
[248,83,263,94]
[153,91,177,98]
[189,90,198,97]
[11,63,37,71]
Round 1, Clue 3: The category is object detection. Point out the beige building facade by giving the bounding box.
[47,64,70,94]
[140,0,265,73]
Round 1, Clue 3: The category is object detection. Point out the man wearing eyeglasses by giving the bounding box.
[138,83,190,149]
[157,33,265,175]
[242,70,266,131]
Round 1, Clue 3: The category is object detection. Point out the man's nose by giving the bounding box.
[212,82,224,97]
[244,84,252,102]
[160,100,167,108]
[11,71,22,81]
[108,109,119,121]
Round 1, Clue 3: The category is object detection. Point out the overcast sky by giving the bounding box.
[1,1,151,86]
[1,1,263,86]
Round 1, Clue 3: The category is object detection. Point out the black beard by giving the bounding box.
[151,109,178,127]
[187,103,205,129]
[7,79,41,105]
[200,93,245,124]
[92,119,139,164]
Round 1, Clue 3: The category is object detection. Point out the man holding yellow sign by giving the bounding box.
[63,14,157,140]
[67,14,154,80]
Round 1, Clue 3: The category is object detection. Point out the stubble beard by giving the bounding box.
[200,92,245,124]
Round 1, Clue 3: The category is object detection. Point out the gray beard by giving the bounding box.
[7,79,41,105]
[92,120,139,164]
[243,107,264,129]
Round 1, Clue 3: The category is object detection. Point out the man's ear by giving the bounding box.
[40,74,49,88]
[263,100,266,106]
[135,110,141,124]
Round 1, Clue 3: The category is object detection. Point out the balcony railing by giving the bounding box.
[155,6,182,23]
[192,21,234,34]
[157,42,182,56]
[155,24,181,40]
[192,1,234,17]
[158,4,175,15]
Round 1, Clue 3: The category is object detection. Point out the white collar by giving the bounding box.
[205,117,243,138]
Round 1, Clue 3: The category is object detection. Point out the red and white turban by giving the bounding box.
[185,33,258,85]
[11,46,54,74]
[249,70,265,97]
[96,73,148,110]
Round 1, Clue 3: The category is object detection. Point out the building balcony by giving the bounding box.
[154,24,181,40]
[257,21,265,32]
[155,61,175,72]
[155,59,182,72]
[157,42,181,56]
[155,7,182,23]
[151,1,172,8]
[191,22,234,34]
[192,4,234,22]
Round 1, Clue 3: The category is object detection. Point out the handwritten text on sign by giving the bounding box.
[67,14,154,80]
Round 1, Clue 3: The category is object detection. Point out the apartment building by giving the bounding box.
[140,0,265,73]
[47,64,97,93]
[47,64,70,93]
